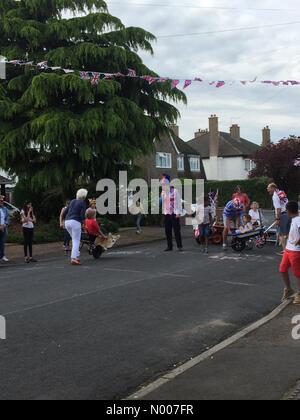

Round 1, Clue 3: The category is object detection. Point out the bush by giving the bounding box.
[205,177,273,208]
[7,219,63,244]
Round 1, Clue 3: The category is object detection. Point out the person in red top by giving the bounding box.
[85,209,107,242]
[232,185,250,215]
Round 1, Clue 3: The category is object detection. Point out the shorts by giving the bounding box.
[280,250,300,277]
[223,215,238,228]
[200,224,210,238]
[279,213,291,236]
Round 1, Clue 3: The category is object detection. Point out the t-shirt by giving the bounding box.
[223,201,244,219]
[232,192,250,208]
[64,199,87,223]
[0,208,5,226]
[20,210,34,229]
[273,192,288,213]
[249,209,262,225]
[85,219,100,237]
[203,206,213,225]
[286,216,300,252]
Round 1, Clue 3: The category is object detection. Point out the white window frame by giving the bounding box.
[156,152,172,169]
[189,156,201,173]
[245,159,256,172]
[177,155,185,172]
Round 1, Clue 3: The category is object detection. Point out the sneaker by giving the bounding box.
[2,256,9,262]
[164,248,173,252]
[282,288,295,302]
[293,293,300,305]
[29,258,38,263]
[71,259,82,266]
[222,244,228,250]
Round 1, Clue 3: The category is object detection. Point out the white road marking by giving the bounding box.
[126,300,291,400]
[222,281,254,287]
[104,268,147,274]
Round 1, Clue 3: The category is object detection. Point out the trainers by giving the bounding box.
[293,293,300,305]
[222,244,228,250]
[2,256,9,262]
[71,259,82,266]
[282,288,295,302]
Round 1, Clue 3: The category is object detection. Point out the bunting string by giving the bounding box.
[4,60,300,89]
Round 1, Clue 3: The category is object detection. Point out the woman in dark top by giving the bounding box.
[63,189,88,266]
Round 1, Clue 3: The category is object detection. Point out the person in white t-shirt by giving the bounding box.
[249,202,264,227]
[280,201,300,305]
[267,183,290,251]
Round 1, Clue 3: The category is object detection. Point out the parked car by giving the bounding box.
[4,201,20,218]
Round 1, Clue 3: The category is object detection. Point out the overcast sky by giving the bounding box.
[106,0,300,144]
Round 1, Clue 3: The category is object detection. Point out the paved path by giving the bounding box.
[0,237,284,400]
[141,304,300,400]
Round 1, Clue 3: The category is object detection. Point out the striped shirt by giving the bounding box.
[223,200,244,219]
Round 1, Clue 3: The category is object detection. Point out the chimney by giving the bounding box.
[230,124,241,141]
[195,129,208,138]
[209,115,219,157]
[262,126,271,147]
[170,124,179,137]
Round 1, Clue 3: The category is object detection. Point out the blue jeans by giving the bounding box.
[0,227,7,259]
[135,214,143,231]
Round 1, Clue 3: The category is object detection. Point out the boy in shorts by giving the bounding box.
[280,201,300,305]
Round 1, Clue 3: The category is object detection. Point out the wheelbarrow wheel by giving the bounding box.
[232,240,246,253]
[92,245,103,259]
[211,233,222,245]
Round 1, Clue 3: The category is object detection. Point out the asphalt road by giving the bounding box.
[0,237,283,400]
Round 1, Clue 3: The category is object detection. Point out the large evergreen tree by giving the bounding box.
[0,0,186,194]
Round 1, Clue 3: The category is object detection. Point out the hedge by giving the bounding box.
[205,177,274,208]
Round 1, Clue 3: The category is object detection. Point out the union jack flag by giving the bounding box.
[80,71,90,80]
[91,73,100,85]
[37,61,48,69]
[127,69,136,77]
[8,60,22,65]
[294,158,300,167]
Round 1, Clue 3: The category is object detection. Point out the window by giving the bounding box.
[156,153,172,169]
[245,159,256,172]
[189,156,201,172]
[177,155,185,171]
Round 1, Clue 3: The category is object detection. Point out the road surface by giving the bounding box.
[0,237,283,400]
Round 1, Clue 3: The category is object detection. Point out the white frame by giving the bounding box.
[156,152,172,169]
[177,155,185,172]
[189,156,201,172]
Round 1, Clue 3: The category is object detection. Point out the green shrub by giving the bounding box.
[205,177,273,208]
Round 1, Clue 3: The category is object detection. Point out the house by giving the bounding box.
[135,125,206,184]
[187,115,269,181]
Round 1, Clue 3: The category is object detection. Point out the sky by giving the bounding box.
[106,0,300,145]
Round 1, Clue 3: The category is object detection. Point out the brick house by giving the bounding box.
[135,125,206,183]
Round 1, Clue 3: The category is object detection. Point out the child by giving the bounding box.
[60,200,71,253]
[249,202,263,227]
[280,201,300,305]
[85,209,107,244]
[235,215,253,235]
[199,196,213,253]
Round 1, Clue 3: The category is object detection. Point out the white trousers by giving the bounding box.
[65,220,82,260]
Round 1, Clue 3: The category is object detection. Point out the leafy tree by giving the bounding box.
[250,136,300,195]
[0,0,186,196]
